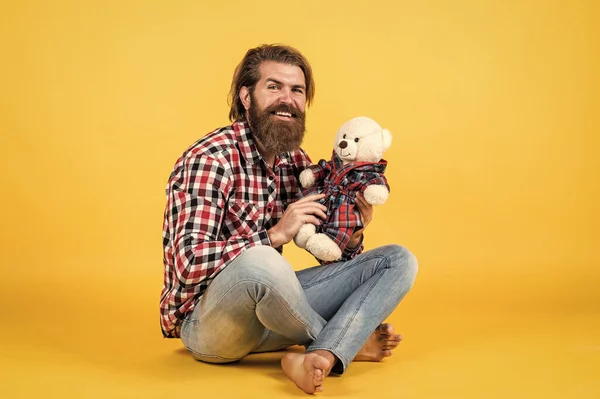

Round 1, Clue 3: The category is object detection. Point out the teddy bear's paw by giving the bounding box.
[363,185,389,205]
[293,223,317,248]
[299,169,316,188]
[306,233,342,262]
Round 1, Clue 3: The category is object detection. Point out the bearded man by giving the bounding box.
[160,44,418,394]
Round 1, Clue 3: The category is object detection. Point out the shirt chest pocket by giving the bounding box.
[223,201,260,236]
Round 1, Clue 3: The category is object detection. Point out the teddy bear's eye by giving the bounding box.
[354,138,360,143]
[343,134,347,139]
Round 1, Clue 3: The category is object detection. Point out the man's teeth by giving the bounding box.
[274,111,292,117]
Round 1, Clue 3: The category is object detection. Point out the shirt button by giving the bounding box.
[268,175,274,180]
[267,207,272,212]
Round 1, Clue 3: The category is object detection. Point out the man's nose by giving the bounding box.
[339,140,348,149]
[279,88,293,103]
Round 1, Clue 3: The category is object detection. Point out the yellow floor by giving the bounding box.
[2,284,598,398]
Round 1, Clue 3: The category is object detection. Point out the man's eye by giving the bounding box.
[354,138,360,142]
[268,85,278,90]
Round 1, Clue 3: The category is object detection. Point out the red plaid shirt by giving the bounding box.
[160,121,363,338]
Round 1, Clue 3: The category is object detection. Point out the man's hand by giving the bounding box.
[268,194,327,248]
[347,193,373,249]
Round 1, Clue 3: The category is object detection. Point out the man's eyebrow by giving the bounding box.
[265,78,283,86]
[265,78,306,90]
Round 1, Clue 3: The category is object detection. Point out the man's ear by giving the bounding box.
[240,86,251,111]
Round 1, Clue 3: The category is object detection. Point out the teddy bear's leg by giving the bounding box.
[305,233,343,262]
[293,223,317,249]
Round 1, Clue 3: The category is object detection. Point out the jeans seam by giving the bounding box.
[244,277,321,338]
[251,343,291,354]
[339,272,384,349]
[300,255,388,289]
[185,345,241,362]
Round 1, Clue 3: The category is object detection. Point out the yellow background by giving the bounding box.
[1,0,598,397]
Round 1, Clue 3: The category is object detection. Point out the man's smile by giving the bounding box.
[272,111,294,120]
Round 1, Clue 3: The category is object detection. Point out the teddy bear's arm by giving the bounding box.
[361,174,390,205]
[299,159,332,188]
[299,169,316,188]
[360,173,389,193]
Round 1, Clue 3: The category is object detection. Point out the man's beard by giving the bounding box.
[247,97,306,155]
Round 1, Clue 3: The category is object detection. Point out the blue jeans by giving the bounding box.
[180,244,418,373]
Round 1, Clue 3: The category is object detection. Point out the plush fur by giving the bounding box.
[294,116,392,262]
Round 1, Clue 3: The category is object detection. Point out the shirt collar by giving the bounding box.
[276,151,293,167]
[233,120,263,165]
[331,150,344,169]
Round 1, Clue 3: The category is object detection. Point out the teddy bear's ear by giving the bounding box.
[381,129,392,150]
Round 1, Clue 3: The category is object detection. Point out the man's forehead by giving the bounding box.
[258,61,306,85]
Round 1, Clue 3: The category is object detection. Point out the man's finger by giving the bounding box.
[291,202,328,213]
[355,193,367,209]
[354,194,373,228]
[286,203,327,221]
[304,207,327,221]
[302,215,322,226]
[359,194,373,210]
[294,193,326,204]
[354,194,365,213]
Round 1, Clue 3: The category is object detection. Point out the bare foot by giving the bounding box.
[281,352,331,394]
[354,323,402,362]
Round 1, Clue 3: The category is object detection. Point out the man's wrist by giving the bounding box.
[267,227,286,248]
[347,234,363,250]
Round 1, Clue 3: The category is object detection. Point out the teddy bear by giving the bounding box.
[293,116,392,262]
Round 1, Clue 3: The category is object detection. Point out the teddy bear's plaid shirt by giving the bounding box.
[160,121,362,338]
[297,151,388,259]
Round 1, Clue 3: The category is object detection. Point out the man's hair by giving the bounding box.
[228,44,315,122]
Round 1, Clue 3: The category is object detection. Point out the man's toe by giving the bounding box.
[377,323,394,336]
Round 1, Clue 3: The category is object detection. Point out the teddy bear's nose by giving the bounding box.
[339,140,348,149]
